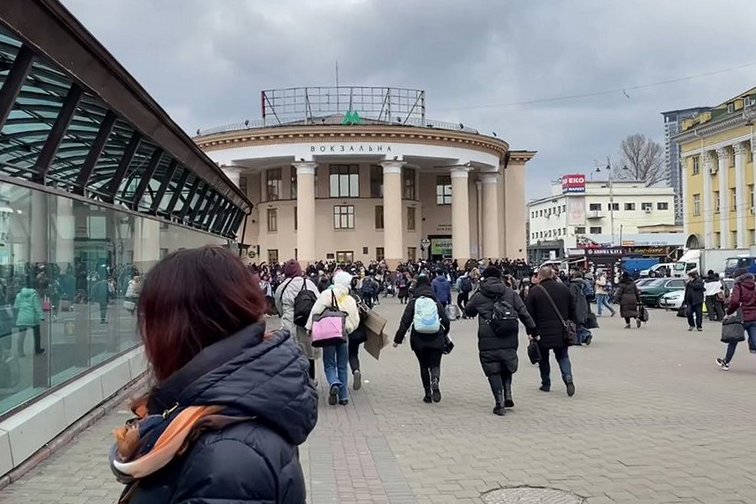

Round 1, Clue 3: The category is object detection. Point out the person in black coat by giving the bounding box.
[465,266,536,416]
[684,271,705,331]
[526,266,577,397]
[394,274,451,403]
[109,247,317,504]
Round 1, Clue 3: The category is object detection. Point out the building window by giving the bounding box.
[239,175,248,197]
[692,156,700,175]
[624,203,636,211]
[436,175,452,205]
[290,171,297,199]
[370,165,383,198]
[293,206,297,230]
[376,247,385,261]
[407,247,417,261]
[266,208,278,232]
[693,194,701,216]
[336,251,354,263]
[268,249,279,264]
[403,168,416,200]
[407,207,416,231]
[330,164,359,197]
[714,232,721,248]
[266,168,282,200]
[609,202,619,211]
[362,246,369,255]
[714,191,720,213]
[334,205,355,229]
[731,188,737,211]
[589,203,601,211]
[590,226,602,234]
[657,202,669,210]
[750,185,755,209]
[641,202,653,211]
[375,205,384,229]
[575,226,586,234]
[160,248,169,259]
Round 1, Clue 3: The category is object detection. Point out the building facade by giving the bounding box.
[676,87,756,250]
[662,107,710,225]
[195,87,535,268]
[527,176,676,263]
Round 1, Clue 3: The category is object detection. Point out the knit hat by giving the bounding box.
[283,259,302,278]
[482,265,501,279]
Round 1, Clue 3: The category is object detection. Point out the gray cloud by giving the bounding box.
[62,0,756,198]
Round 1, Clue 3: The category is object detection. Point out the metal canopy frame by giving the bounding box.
[0,0,251,239]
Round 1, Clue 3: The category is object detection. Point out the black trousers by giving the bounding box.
[687,303,703,329]
[17,325,42,353]
[99,302,108,323]
[705,295,725,321]
[414,348,442,393]
[487,371,512,399]
[457,292,469,313]
[348,339,362,373]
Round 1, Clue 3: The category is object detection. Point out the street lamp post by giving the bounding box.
[596,158,628,246]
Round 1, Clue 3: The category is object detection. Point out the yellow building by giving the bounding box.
[676,86,756,249]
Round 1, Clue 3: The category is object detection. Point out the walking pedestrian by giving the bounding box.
[14,279,45,356]
[465,265,536,415]
[397,272,411,304]
[717,269,756,370]
[704,270,726,321]
[431,269,452,308]
[526,266,577,397]
[394,274,451,403]
[568,272,591,345]
[348,277,369,390]
[109,247,317,503]
[614,272,642,329]
[595,271,616,317]
[684,271,705,332]
[456,271,473,318]
[306,270,360,406]
[274,259,321,380]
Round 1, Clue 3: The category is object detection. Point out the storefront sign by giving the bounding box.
[431,238,453,257]
[309,144,392,153]
[562,174,586,193]
[437,224,452,233]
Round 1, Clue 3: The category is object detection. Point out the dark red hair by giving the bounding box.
[138,246,266,382]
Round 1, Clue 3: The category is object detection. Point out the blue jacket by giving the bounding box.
[431,276,452,305]
[15,288,42,327]
[126,323,318,504]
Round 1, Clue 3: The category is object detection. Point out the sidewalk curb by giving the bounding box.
[0,372,149,492]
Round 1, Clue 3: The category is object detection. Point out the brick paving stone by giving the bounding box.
[2,299,756,503]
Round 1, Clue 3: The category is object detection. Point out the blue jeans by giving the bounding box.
[596,294,615,316]
[323,341,349,401]
[538,345,573,387]
[724,321,756,363]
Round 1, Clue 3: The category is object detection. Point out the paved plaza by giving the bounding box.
[2,298,756,504]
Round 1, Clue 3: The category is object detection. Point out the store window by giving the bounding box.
[403,168,416,200]
[334,205,355,229]
[266,208,278,232]
[436,175,452,205]
[330,164,359,197]
[375,205,384,229]
[266,168,282,200]
[407,207,416,231]
[370,165,383,198]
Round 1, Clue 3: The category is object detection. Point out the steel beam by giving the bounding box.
[103,131,140,203]
[74,110,115,194]
[148,159,177,214]
[130,148,162,210]
[0,45,34,131]
[177,178,201,221]
[32,84,83,183]
[163,168,190,217]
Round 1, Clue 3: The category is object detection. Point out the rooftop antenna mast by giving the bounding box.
[335,61,339,113]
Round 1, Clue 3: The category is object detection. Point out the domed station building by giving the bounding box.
[194,86,535,268]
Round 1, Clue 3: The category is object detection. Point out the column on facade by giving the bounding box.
[133,217,161,272]
[380,161,405,270]
[29,190,48,264]
[222,165,243,189]
[717,147,729,248]
[752,142,756,239]
[504,160,528,259]
[681,156,690,241]
[450,166,472,263]
[54,197,75,268]
[292,162,317,267]
[480,173,500,259]
[734,142,748,248]
[497,167,507,257]
[702,151,713,249]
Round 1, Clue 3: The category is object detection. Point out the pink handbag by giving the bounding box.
[311,291,348,347]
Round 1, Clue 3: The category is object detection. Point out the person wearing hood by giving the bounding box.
[275,259,321,380]
[14,280,45,356]
[614,272,642,329]
[394,274,451,403]
[431,269,452,307]
[109,247,317,504]
[306,270,360,406]
[704,270,726,322]
[465,265,535,415]
[684,271,705,331]
[717,269,756,370]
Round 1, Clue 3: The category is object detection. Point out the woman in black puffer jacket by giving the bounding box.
[109,247,317,504]
[465,266,535,416]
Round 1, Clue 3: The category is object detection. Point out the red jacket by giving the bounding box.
[727,274,756,322]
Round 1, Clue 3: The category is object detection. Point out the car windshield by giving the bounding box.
[725,258,742,270]
[673,262,687,272]
[643,279,666,288]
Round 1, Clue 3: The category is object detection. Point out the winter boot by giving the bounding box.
[423,387,432,403]
[503,382,514,408]
[493,391,505,416]
[430,377,441,403]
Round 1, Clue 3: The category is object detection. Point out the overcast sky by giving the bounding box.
[62,0,756,199]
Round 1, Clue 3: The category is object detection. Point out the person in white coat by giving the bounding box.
[306,270,360,406]
[274,259,321,380]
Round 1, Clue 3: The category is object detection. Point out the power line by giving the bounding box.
[439,61,756,112]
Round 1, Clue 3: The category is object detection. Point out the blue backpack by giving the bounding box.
[413,297,441,334]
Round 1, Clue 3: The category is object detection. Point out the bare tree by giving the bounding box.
[613,133,666,187]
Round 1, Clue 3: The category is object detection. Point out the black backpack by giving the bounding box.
[486,290,519,335]
[287,278,317,328]
[459,276,473,293]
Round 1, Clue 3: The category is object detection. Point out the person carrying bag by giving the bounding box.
[716,269,756,370]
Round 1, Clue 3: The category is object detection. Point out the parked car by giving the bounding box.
[635,278,658,288]
[639,278,686,307]
[659,290,684,310]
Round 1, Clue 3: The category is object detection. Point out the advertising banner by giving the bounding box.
[561,174,586,193]
[566,197,586,227]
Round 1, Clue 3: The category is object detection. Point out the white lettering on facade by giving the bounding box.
[308,144,393,154]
